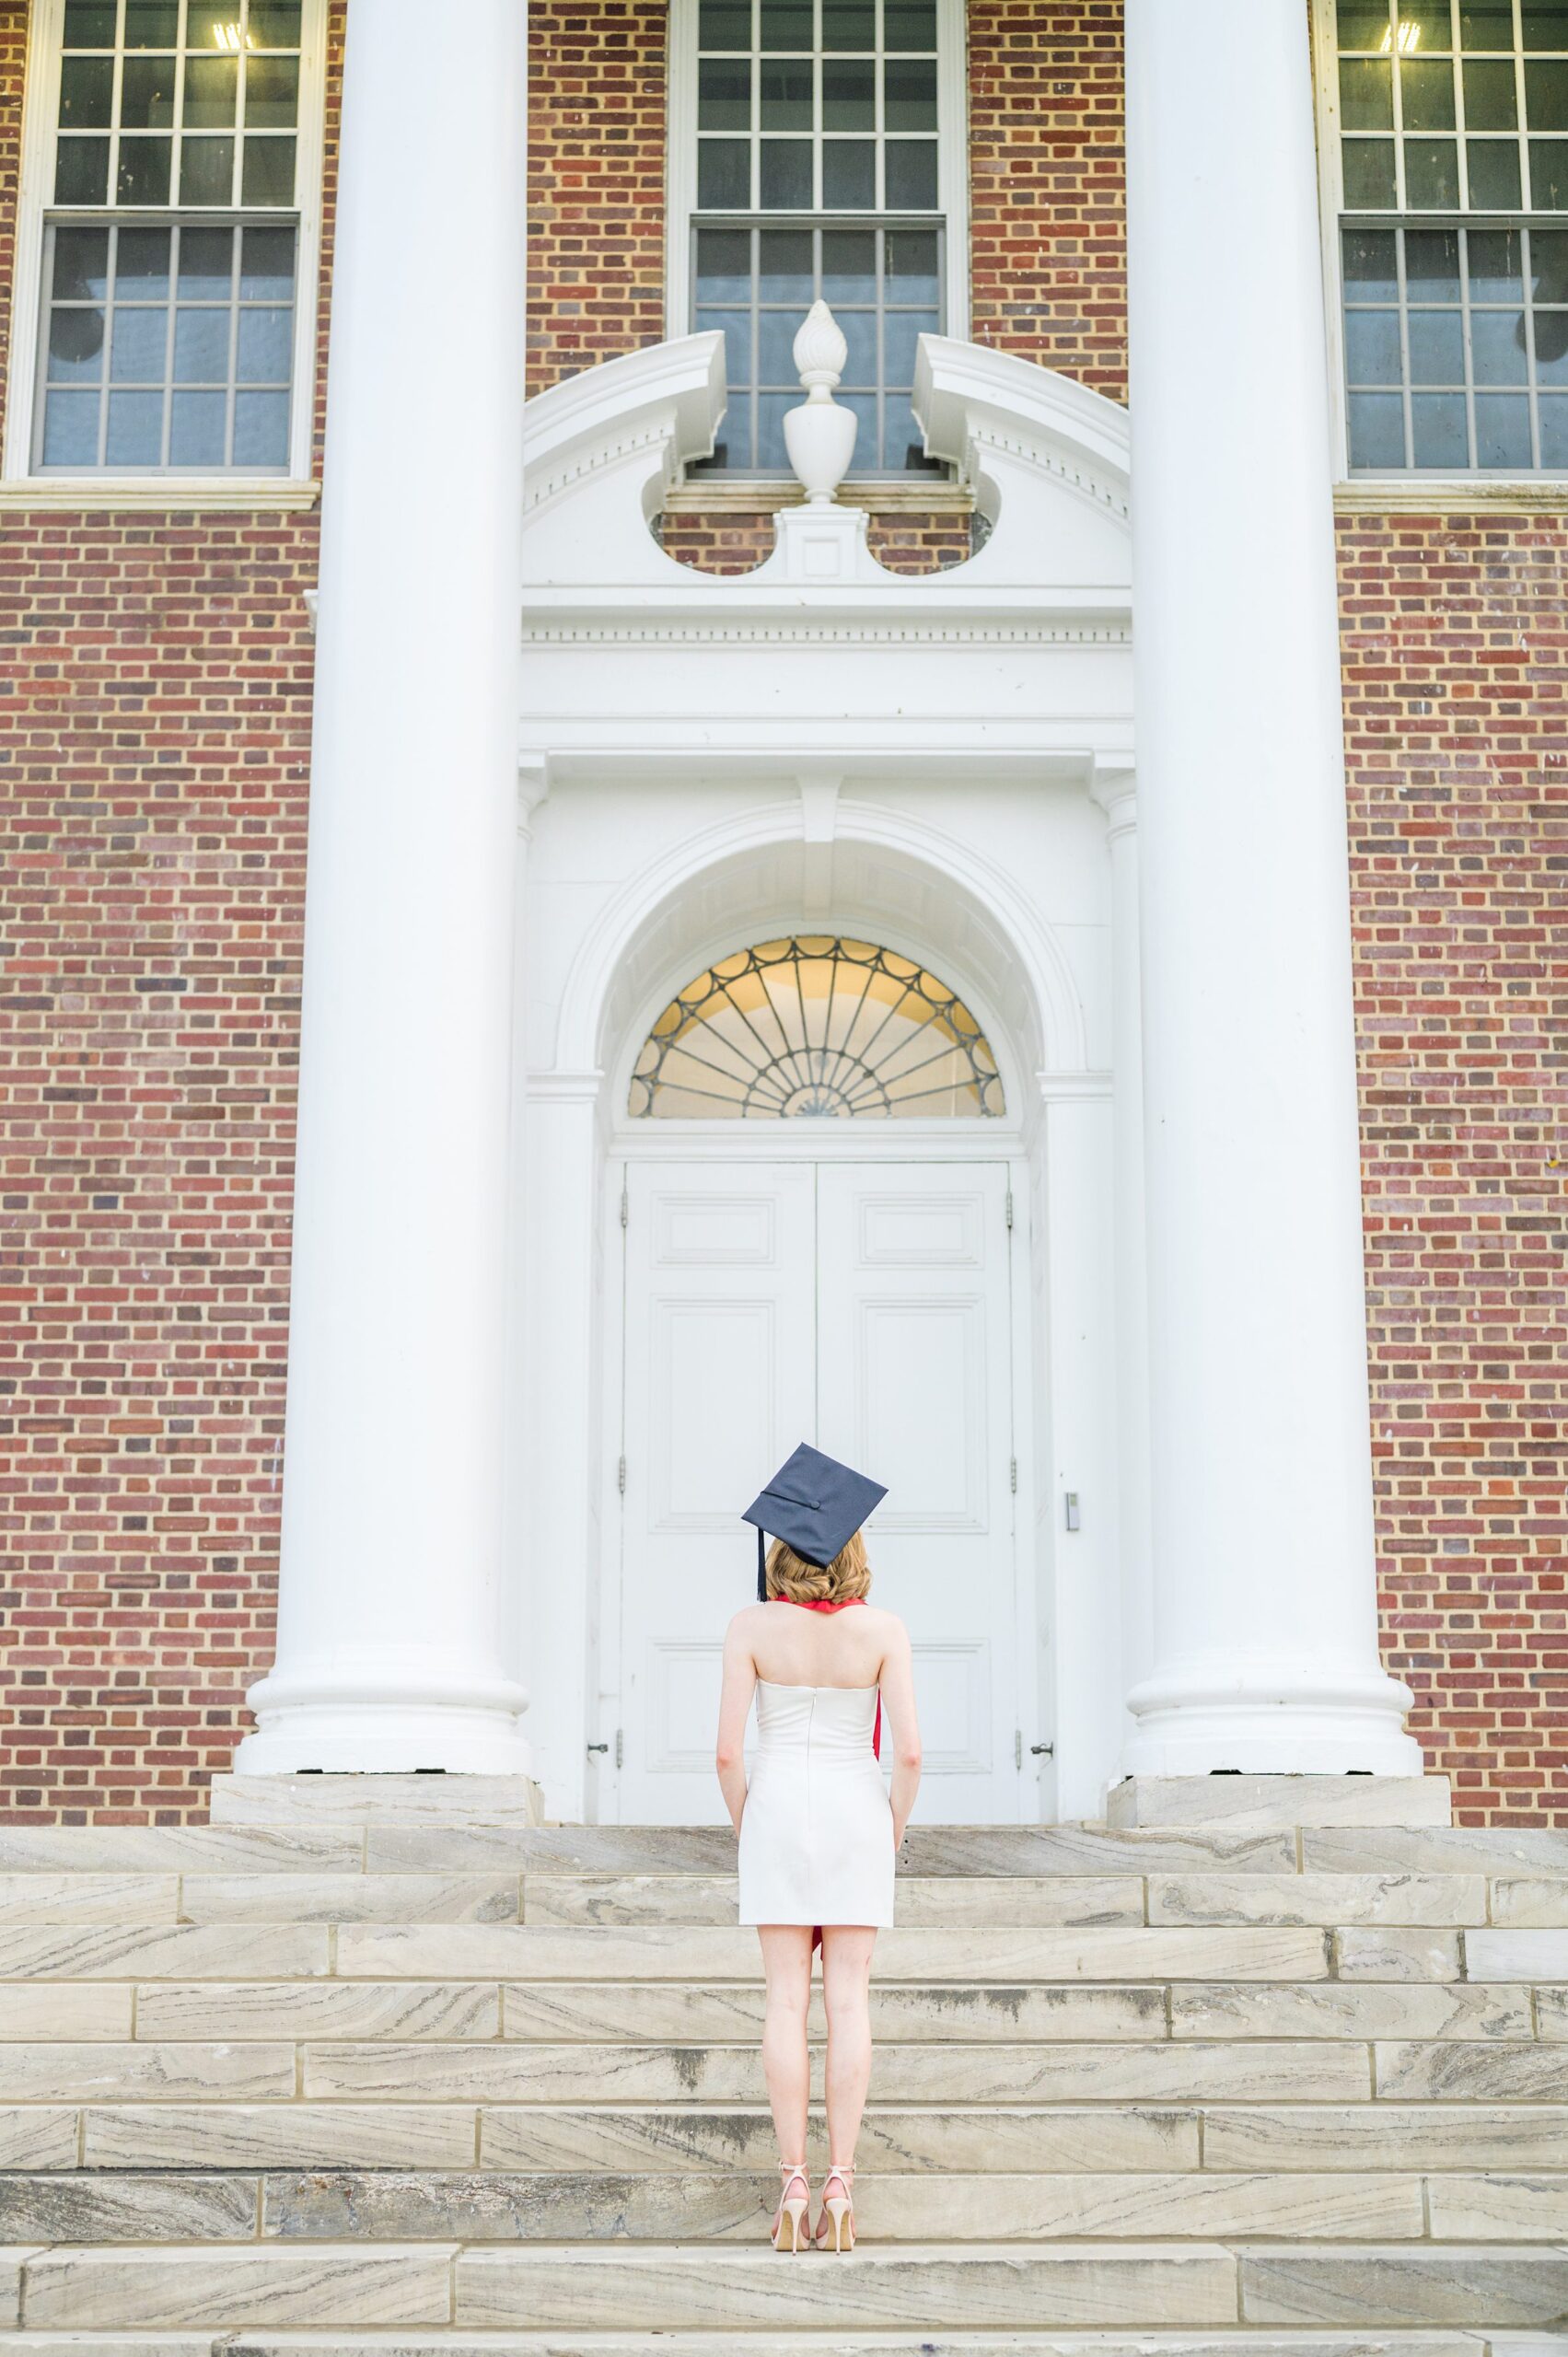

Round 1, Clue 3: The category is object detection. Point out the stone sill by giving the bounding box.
[667,476,973,516]
[0,477,320,512]
[1334,478,1568,514]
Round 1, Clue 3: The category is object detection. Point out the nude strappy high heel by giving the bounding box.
[817,2161,855,2251]
[771,2161,810,2252]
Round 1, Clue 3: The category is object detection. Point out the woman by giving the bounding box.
[715,1458,922,2257]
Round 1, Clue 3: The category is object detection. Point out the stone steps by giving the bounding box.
[0,2339,1514,2357]
[0,1784,1562,2339]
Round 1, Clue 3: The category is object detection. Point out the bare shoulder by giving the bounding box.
[726,1603,770,1645]
[862,1604,910,1649]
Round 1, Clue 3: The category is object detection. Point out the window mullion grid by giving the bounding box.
[226,215,243,465]
[109,1,125,210]
[749,0,760,211]
[874,221,886,469]
[1515,0,1531,206]
[1522,224,1542,467]
[1395,225,1414,469]
[159,221,179,465]
[1451,0,1469,210]
[99,218,119,467]
[1391,0,1407,215]
[171,0,189,214]
[749,222,761,470]
[236,0,250,203]
[874,0,886,213]
[1459,225,1479,468]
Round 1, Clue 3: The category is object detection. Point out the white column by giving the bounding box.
[1121,0,1420,1774]
[238,0,531,1772]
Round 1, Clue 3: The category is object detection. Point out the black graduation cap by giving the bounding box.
[743,1442,889,1601]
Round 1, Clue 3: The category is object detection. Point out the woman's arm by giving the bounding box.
[877,1618,923,1847]
[714,1613,758,1837]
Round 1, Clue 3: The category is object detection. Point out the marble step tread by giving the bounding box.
[366,1824,1303,1875]
[0,2166,1450,2245]
[0,1829,366,1873]
[293,2036,1376,2104]
[6,2243,457,2331]
[1107,1776,1453,1831]
[332,1923,1334,1981]
[0,2340,1496,2357]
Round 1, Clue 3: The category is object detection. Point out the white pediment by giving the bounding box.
[521,331,1131,621]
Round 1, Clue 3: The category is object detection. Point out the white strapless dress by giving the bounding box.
[737,1681,895,1929]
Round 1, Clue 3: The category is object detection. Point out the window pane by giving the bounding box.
[180,134,236,202]
[1538,391,1568,457]
[1400,58,1456,128]
[1407,308,1465,378]
[758,228,813,300]
[48,305,106,380]
[885,57,936,128]
[237,304,292,380]
[700,0,751,47]
[245,52,300,122]
[180,225,235,296]
[240,225,295,297]
[1340,0,1393,41]
[760,138,812,205]
[1398,6,1454,50]
[59,54,114,126]
[233,389,289,465]
[1468,137,1523,203]
[1529,134,1568,201]
[1471,308,1529,377]
[1474,390,1531,460]
[183,55,238,125]
[1341,57,1394,128]
[713,407,752,466]
[1533,226,1568,294]
[699,58,751,128]
[697,226,753,301]
[1527,60,1568,125]
[884,138,937,207]
[1537,309,1568,374]
[699,138,750,205]
[757,389,793,467]
[836,387,877,459]
[42,389,100,464]
[883,306,935,383]
[1346,308,1404,380]
[1522,1,1568,45]
[111,305,168,381]
[107,387,164,461]
[118,226,172,295]
[1464,58,1519,124]
[1343,138,1398,204]
[1469,227,1524,297]
[248,1,303,43]
[123,0,179,45]
[887,394,939,470]
[1406,226,1461,294]
[1411,390,1469,461]
[174,306,230,380]
[822,3,875,48]
[1349,390,1407,466]
[54,137,110,203]
[760,2,812,48]
[1460,0,1515,44]
[822,58,874,127]
[121,54,177,125]
[240,134,296,202]
[1343,224,1400,299]
[837,305,877,383]
[822,139,874,206]
[822,228,877,302]
[118,135,173,202]
[758,304,800,381]
[64,1,118,42]
[887,225,939,302]
[53,226,110,299]
[884,2,936,48]
[169,388,226,461]
[760,57,812,126]
[696,307,752,386]
[1406,137,1460,204]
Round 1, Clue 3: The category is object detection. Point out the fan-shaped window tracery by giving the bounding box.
[628,935,1005,1120]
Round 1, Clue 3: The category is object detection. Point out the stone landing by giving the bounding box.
[0,1775,1560,2349]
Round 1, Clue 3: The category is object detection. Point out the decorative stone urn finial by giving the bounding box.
[784,299,859,504]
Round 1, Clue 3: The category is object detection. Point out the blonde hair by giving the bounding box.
[765,1528,871,1606]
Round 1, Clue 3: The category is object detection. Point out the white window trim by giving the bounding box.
[3,0,328,495]
[664,0,970,444]
[1311,0,1568,493]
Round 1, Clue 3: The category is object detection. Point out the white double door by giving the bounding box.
[612,1157,1024,1823]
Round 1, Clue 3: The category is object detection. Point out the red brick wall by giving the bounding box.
[1340,508,1568,1827]
[0,2,343,1821]
[658,503,975,575]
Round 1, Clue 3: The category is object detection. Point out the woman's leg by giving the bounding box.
[757,1925,814,2165]
[819,1924,877,2170]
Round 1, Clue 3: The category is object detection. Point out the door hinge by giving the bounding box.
[620,1186,629,1228]
[617,1456,627,1494]
[1009,1457,1017,1493]
[588,1731,625,1769]
[1005,1188,1014,1229]
[1031,1741,1055,1759]
[1014,1729,1022,1770]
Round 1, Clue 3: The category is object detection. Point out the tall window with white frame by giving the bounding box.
[687,0,951,475]
[1332,0,1568,471]
[30,0,310,475]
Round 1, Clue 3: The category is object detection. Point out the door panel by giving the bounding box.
[615,1159,1019,1824]
[817,1164,1018,1822]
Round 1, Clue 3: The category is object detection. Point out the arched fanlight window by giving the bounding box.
[629,936,1005,1120]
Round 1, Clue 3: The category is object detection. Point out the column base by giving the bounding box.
[211,1772,544,1827]
[1122,1652,1424,1780]
[236,1663,533,1777]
